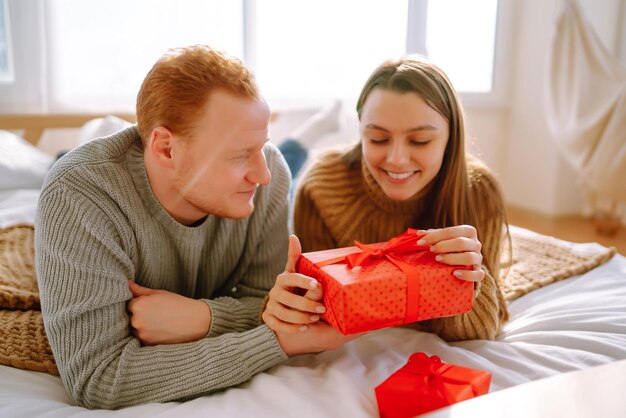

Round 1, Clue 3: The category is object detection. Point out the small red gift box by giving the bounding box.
[296,229,473,334]
[375,352,491,417]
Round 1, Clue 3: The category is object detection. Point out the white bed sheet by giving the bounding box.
[1,191,625,418]
[0,189,41,228]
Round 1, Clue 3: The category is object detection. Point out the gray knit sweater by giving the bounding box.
[34,126,291,409]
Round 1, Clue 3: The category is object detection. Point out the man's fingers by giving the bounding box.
[303,286,323,302]
[272,286,326,314]
[284,235,302,273]
[262,312,316,334]
[265,303,321,325]
[276,271,320,293]
[128,280,155,297]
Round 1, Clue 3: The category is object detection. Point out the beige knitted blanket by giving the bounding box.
[0,224,58,375]
[0,224,617,376]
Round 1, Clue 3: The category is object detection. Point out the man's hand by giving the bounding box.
[127,280,211,346]
[274,321,362,356]
[262,235,326,333]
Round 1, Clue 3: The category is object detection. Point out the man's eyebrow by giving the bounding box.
[364,123,438,133]
[229,138,270,153]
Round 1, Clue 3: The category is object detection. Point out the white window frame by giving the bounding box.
[0,0,512,113]
[407,0,513,108]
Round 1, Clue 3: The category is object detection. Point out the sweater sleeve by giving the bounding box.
[205,143,291,335]
[35,188,287,410]
[417,163,510,341]
[418,266,502,341]
[293,179,337,253]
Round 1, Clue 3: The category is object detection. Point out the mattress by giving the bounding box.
[1,190,624,417]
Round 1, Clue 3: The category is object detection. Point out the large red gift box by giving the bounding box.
[296,229,473,334]
[375,352,491,417]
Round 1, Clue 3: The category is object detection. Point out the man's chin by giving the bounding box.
[219,204,255,220]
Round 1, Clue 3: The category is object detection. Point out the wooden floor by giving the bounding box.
[507,206,626,256]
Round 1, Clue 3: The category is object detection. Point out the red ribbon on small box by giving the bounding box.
[296,229,474,334]
[375,352,491,418]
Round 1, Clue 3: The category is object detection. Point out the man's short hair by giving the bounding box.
[136,45,260,145]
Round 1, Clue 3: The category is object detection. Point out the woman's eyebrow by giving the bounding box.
[365,123,438,133]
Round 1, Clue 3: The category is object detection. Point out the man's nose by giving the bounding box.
[249,151,271,185]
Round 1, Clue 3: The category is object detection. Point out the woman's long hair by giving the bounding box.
[345,55,510,281]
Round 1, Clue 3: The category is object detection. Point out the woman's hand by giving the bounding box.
[417,225,485,283]
[262,235,326,333]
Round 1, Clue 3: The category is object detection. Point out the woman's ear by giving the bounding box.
[147,126,175,168]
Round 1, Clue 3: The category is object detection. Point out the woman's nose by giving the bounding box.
[386,141,409,166]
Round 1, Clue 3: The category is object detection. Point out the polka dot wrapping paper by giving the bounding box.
[296,229,474,335]
[374,352,491,417]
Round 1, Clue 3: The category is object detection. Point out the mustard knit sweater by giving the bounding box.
[293,149,509,341]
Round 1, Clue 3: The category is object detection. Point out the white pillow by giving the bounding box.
[78,115,133,146]
[0,130,54,191]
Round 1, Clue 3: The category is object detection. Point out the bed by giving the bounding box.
[1,114,625,417]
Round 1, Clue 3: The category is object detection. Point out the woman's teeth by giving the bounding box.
[386,170,414,180]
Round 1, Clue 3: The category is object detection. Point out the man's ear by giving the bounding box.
[148,126,175,168]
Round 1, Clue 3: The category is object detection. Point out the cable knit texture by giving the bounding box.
[293,149,509,341]
[34,126,291,409]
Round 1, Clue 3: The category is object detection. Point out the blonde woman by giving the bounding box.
[264,55,509,342]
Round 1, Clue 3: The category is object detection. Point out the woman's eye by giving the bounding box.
[410,139,431,146]
[369,137,389,144]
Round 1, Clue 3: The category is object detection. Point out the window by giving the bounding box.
[422,0,499,93]
[0,0,14,83]
[251,0,408,103]
[45,0,243,112]
[0,0,505,113]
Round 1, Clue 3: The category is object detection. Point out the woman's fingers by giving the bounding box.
[451,265,485,283]
[433,250,482,267]
[417,226,485,283]
[418,225,482,265]
[417,225,477,245]
[429,236,481,255]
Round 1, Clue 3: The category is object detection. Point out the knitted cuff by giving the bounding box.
[473,264,489,299]
[259,294,270,324]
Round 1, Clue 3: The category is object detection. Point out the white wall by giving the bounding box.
[291,0,626,218]
[272,0,625,219]
[1,0,45,113]
[12,0,625,218]
[466,0,625,216]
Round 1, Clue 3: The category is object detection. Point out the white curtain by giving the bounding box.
[546,0,626,220]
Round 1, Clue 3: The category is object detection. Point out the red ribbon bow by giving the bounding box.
[314,228,428,323]
[406,352,447,375]
[406,353,482,402]
[345,228,429,268]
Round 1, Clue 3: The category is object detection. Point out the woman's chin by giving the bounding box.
[383,189,417,202]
